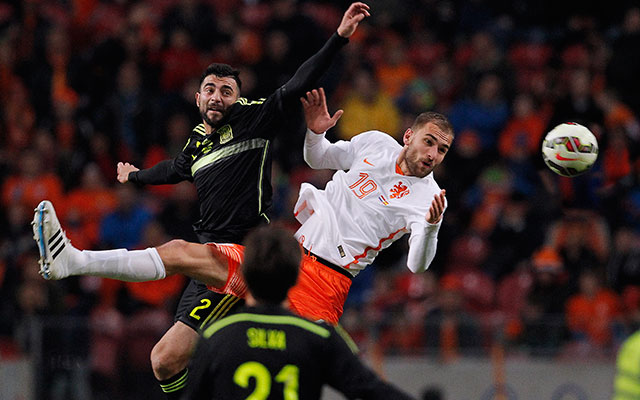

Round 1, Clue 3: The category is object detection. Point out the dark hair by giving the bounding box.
[199,63,242,91]
[412,112,454,139]
[242,226,301,304]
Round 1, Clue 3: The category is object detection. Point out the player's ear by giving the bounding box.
[195,91,200,107]
[403,128,413,145]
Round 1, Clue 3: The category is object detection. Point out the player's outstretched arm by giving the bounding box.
[117,162,139,183]
[279,3,370,102]
[301,88,343,134]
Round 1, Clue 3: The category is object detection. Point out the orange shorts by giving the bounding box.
[287,253,352,324]
[205,244,352,325]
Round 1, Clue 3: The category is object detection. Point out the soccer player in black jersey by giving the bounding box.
[183,225,414,400]
[112,3,371,398]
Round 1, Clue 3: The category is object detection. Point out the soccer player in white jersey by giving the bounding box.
[32,88,452,325]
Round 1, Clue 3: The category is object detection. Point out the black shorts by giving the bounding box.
[175,279,245,331]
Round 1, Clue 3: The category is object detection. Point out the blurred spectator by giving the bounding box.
[547,209,610,288]
[98,184,153,249]
[520,247,569,356]
[447,72,509,152]
[62,163,118,250]
[622,285,640,332]
[455,31,507,81]
[101,60,158,160]
[424,274,482,360]
[547,68,604,139]
[565,268,623,356]
[266,0,325,68]
[607,7,640,118]
[1,79,37,156]
[486,191,543,280]
[0,202,39,262]
[2,149,64,210]
[161,0,218,52]
[336,66,402,140]
[497,93,547,195]
[608,227,640,292]
[253,29,297,95]
[374,34,417,99]
[157,182,200,243]
[158,28,202,94]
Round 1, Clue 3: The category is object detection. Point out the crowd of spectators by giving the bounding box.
[2,0,640,398]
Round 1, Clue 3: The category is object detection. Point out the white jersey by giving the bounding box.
[294,130,444,277]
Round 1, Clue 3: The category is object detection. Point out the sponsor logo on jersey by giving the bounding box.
[363,158,374,166]
[389,182,409,199]
[218,124,233,144]
[378,195,389,205]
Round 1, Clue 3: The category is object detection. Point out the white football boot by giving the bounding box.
[32,200,74,279]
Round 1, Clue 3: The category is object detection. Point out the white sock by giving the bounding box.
[69,247,167,282]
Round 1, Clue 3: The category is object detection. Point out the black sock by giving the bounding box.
[158,368,188,400]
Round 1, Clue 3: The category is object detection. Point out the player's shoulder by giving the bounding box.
[192,123,207,136]
[201,309,333,340]
[351,130,401,149]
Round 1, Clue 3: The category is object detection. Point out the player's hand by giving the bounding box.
[426,189,446,224]
[337,2,370,38]
[300,88,343,135]
[117,162,139,183]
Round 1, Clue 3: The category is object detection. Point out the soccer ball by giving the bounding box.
[541,122,598,177]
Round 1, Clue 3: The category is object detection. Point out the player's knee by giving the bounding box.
[150,339,189,380]
[157,239,189,268]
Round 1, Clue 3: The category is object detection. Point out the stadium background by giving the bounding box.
[1,0,639,398]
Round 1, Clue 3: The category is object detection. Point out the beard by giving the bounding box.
[200,108,225,128]
[403,147,431,178]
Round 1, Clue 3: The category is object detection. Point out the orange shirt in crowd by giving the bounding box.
[62,188,118,249]
[566,289,621,346]
[2,173,64,210]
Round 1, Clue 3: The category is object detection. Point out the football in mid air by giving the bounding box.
[541,122,599,177]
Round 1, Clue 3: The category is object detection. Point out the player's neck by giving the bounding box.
[396,152,409,175]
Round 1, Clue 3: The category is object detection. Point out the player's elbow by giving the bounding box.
[407,263,428,274]
[302,150,321,169]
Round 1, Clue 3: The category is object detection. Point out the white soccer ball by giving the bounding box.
[541,122,599,177]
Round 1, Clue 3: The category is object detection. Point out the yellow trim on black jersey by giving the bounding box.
[257,140,270,214]
[191,138,269,176]
[334,323,360,354]
[182,124,207,152]
[236,97,266,106]
[193,123,207,135]
[160,369,189,393]
[199,294,242,330]
[202,313,331,339]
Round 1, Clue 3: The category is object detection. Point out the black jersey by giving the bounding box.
[128,34,349,244]
[183,305,414,400]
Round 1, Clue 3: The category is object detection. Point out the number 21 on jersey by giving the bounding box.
[234,361,299,400]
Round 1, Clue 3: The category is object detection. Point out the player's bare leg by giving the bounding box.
[151,321,200,396]
[157,240,228,288]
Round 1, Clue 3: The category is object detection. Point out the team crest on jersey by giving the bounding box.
[390,182,409,199]
[218,125,233,144]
